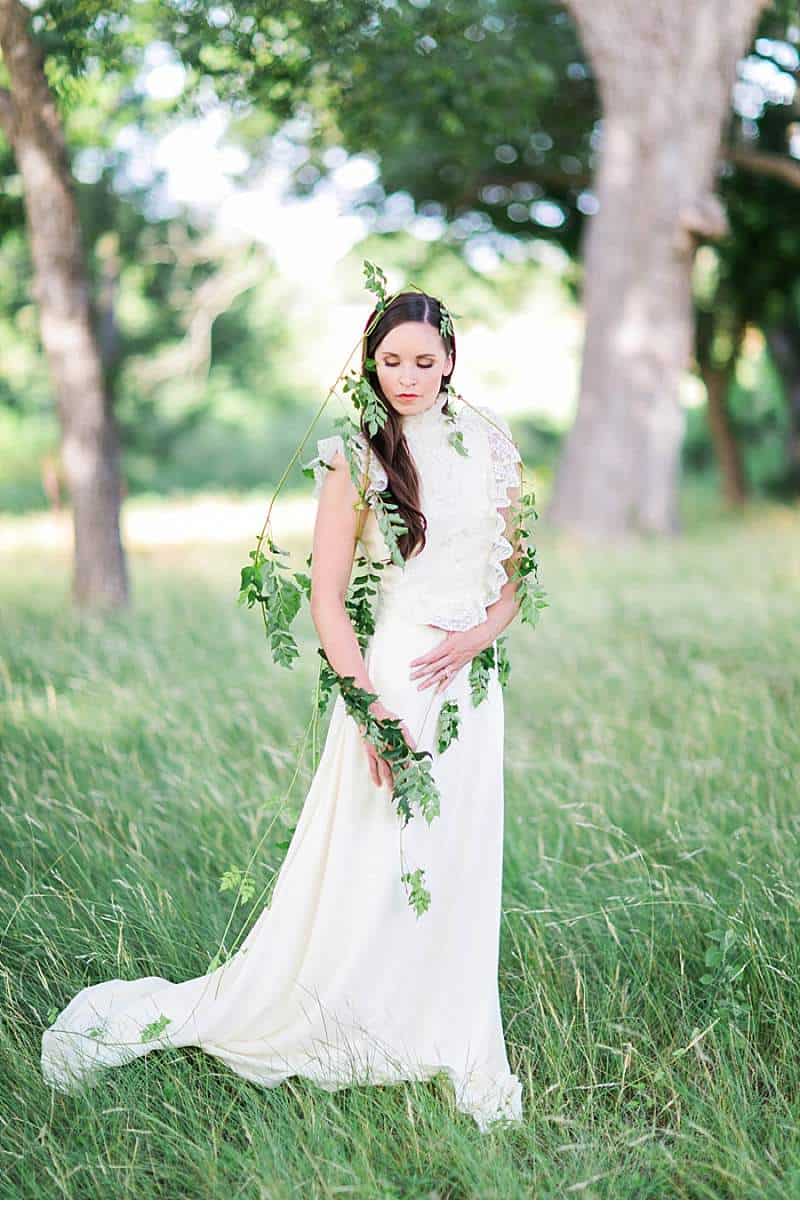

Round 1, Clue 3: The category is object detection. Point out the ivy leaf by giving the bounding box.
[219,865,257,905]
[139,1013,171,1043]
[373,495,409,567]
[342,371,388,437]
[469,643,496,706]
[401,867,432,917]
[447,428,469,457]
[495,634,511,688]
[436,698,460,753]
[438,302,460,340]
[362,259,388,307]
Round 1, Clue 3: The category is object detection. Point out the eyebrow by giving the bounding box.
[380,351,437,357]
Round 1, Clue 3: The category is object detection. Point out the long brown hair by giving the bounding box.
[360,291,457,561]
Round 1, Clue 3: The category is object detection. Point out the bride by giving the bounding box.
[41,288,526,1134]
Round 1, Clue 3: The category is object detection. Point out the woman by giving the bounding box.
[41,290,525,1133]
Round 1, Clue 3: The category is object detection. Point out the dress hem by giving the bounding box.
[41,1022,523,1135]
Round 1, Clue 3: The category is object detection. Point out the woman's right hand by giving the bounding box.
[359,699,417,791]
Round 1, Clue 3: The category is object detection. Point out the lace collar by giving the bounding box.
[399,389,449,436]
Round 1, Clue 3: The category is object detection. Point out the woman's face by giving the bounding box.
[373,321,454,418]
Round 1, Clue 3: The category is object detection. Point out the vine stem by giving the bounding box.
[241,274,539,933]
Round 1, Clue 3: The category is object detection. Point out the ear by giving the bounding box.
[444,351,454,376]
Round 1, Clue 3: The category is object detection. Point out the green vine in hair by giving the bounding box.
[362,260,388,307]
[439,301,458,340]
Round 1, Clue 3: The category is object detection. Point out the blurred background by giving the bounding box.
[1,0,799,581]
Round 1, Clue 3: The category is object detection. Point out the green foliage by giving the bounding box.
[219,865,257,906]
[698,918,751,1030]
[509,490,549,627]
[469,644,497,707]
[0,12,317,505]
[400,868,431,918]
[269,0,595,262]
[362,259,388,308]
[139,1013,172,1044]
[443,393,470,456]
[435,698,460,754]
[236,258,547,918]
[237,539,304,669]
[438,301,459,341]
[324,657,440,830]
[372,493,410,567]
[345,555,388,652]
[342,370,388,438]
[495,633,510,689]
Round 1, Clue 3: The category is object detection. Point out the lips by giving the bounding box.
[398,394,418,399]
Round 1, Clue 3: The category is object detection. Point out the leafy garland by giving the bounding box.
[224,260,546,947]
[60,259,549,1052]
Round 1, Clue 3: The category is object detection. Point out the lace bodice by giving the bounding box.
[305,389,522,632]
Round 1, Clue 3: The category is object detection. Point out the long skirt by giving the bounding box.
[40,603,523,1133]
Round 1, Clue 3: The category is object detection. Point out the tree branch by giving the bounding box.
[0,85,15,141]
[720,142,800,191]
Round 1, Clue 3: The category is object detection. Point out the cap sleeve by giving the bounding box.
[303,432,389,501]
[304,435,345,501]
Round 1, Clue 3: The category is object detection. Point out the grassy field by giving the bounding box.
[1,484,799,1198]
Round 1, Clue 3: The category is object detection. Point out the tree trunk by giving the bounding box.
[0,0,128,606]
[764,321,800,493]
[702,361,748,506]
[547,0,768,538]
[695,309,748,506]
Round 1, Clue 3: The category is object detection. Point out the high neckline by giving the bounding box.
[399,389,449,433]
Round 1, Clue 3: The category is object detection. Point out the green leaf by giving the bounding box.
[139,1013,172,1043]
[436,698,460,753]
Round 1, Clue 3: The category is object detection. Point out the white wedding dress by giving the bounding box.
[41,390,524,1133]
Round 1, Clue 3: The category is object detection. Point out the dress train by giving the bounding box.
[41,606,523,1133]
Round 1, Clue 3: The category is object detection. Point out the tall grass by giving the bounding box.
[1,491,799,1197]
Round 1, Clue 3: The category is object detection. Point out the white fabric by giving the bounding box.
[41,392,524,1133]
[305,391,522,632]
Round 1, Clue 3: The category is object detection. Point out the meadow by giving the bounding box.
[1,482,798,1198]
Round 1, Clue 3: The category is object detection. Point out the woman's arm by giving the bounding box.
[309,449,385,709]
[409,483,525,692]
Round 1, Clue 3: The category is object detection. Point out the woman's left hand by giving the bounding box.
[409,627,492,694]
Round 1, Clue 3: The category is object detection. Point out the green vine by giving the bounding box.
[48,258,551,1052]
[435,699,460,753]
[234,257,548,925]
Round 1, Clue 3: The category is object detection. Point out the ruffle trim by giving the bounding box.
[450,1066,524,1134]
[482,407,522,613]
[423,603,495,632]
[304,433,388,501]
[303,409,520,636]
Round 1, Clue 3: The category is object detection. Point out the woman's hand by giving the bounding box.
[409,626,493,695]
[358,699,418,791]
